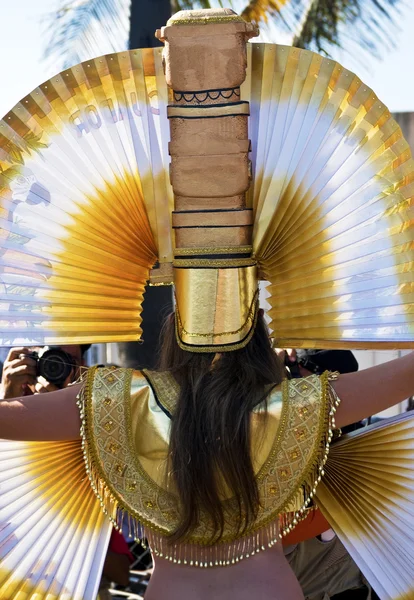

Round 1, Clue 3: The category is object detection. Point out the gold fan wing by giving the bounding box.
[315,413,414,600]
[0,48,173,345]
[242,43,414,349]
[0,439,111,599]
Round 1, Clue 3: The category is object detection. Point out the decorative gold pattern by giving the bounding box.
[80,367,340,567]
[103,420,114,432]
[108,442,119,454]
[167,15,246,25]
[174,246,253,256]
[142,369,180,415]
[173,258,257,268]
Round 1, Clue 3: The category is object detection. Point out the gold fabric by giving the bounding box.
[174,264,259,350]
[315,412,414,600]
[81,366,339,565]
[174,245,253,256]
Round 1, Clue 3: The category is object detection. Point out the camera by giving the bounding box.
[28,346,77,387]
[284,352,321,379]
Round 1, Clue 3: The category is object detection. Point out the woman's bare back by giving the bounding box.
[146,545,304,600]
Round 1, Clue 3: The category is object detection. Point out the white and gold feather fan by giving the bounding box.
[0,439,111,599]
[316,412,414,600]
[0,43,413,347]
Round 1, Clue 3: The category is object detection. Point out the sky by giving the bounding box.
[1,1,414,117]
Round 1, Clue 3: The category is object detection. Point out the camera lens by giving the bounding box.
[37,348,74,386]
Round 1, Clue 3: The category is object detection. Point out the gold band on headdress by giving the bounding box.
[174,265,259,352]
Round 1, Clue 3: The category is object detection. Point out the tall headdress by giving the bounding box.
[156,9,259,351]
[0,8,413,350]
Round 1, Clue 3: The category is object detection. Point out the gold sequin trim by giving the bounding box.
[175,245,252,256]
[173,258,256,268]
[167,15,245,26]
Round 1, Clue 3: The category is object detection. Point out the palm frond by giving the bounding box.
[174,0,235,9]
[228,0,402,60]
[43,0,403,72]
[172,0,295,36]
[289,0,402,59]
[43,0,130,68]
[240,0,292,23]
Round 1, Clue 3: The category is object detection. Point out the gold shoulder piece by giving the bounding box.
[78,368,340,567]
[253,373,341,538]
[79,366,177,538]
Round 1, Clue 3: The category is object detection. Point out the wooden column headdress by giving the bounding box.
[156,9,259,352]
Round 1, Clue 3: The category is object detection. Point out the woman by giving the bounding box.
[0,8,413,600]
[0,310,413,600]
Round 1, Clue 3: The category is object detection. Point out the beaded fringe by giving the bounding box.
[78,370,340,568]
[278,372,341,540]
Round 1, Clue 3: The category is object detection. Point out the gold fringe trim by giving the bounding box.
[78,367,170,537]
[277,371,341,538]
[78,368,132,533]
[78,368,341,567]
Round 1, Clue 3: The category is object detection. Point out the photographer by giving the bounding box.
[0,344,91,398]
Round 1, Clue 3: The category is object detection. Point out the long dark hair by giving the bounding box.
[158,310,285,543]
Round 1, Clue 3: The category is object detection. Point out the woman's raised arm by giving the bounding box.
[0,383,81,441]
[334,351,414,428]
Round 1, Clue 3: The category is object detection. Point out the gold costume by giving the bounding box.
[0,6,413,600]
[79,367,339,565]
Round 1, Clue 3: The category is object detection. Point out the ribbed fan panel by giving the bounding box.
[242,43,414,348]
[315,412,414,600]
[0,439,111,599]
[0,48,172,345]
